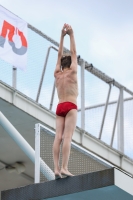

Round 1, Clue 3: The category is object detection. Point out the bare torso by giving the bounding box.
[55,68,78,105]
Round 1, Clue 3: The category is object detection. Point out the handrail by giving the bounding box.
[36,46,58,102]
[78,97,133,112]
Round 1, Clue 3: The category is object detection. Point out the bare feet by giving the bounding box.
[60,168,74,177]
[55,174,62,179]
[54,170,62,179]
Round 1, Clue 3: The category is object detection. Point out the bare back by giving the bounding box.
[55,68,78,105]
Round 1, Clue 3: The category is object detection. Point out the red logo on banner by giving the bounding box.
[0,20,27,55]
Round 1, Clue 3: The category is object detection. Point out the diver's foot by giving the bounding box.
[55,173,62,179]
[60,169,74,177]
[54,170,62,179]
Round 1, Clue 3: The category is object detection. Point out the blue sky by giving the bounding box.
[0,0,133,91]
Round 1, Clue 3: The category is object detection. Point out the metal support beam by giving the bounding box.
[81,60,85,144]
[12,67,17,89]
[78,97,133,112]
[110,92,120,147]
[36,46,58,102]
[117,88,124,153]
[49,81,55,110]
[35,123,40,183]
[99,84,111,139]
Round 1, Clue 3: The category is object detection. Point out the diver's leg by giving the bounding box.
[61,109,77,176]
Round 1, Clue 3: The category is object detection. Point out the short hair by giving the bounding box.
[61,54,71,70]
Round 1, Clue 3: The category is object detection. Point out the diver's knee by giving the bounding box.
[62,136,72,142]
[55,135,62,143]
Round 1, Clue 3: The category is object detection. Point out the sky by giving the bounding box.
[0,0,133,91]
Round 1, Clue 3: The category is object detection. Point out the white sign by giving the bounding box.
[0,6,27,70]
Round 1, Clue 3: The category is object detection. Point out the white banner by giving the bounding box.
[0,6,27,70]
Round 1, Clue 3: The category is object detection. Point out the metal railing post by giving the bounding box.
[99,84,111,139]
[36,46,58,103]
[110,91,120,147]
[81,59,85,144]
[12,67,17,89]
[35,123,40,183]
[36,46,51,102]
[49,81,55,110]
[117,87,124,153]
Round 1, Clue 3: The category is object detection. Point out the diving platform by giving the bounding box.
[1,168,133,200]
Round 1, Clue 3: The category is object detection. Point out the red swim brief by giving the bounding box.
[56,102,77,117]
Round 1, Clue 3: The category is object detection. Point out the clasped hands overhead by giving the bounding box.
[61,23,73,37]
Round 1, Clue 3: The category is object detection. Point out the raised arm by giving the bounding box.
[67,26,77,71]
[54,24,67,76]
